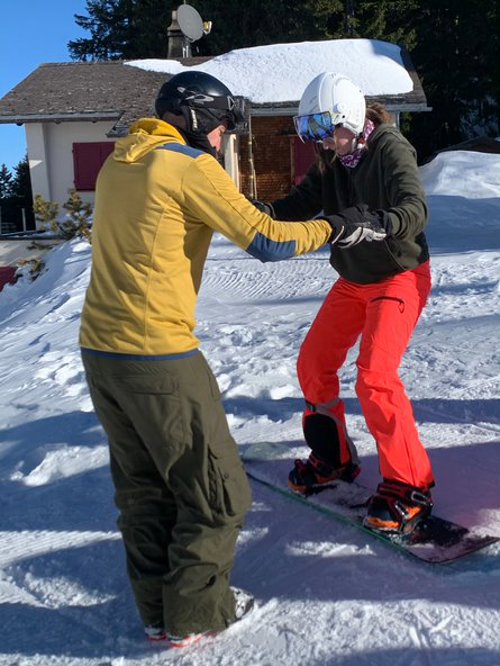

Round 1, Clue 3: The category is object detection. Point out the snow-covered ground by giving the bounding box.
[0,150,499,665]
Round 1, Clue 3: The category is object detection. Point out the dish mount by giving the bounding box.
[177,3,211,58]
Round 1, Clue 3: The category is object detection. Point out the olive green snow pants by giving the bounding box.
[82,350,252,636]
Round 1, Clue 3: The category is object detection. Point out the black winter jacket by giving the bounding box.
[271,124,429,284]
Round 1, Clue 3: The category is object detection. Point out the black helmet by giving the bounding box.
[155,71,245,133]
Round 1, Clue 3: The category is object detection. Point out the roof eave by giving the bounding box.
[250,102,431,117]
[0,111,122,125]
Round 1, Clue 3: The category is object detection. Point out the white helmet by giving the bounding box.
[298,72,366,136]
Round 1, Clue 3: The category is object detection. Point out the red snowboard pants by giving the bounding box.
[297,261,434,490]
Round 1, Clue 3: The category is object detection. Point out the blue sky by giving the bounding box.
[0,1,88,171]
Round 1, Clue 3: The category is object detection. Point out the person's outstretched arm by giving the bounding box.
[183,154,331,261]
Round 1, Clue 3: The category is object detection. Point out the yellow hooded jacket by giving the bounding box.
[80,119,332,357]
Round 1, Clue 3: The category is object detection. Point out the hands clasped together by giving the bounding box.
[323,204,391,248]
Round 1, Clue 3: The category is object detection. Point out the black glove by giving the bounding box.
[323,204,392,248]
[247,198,275,217]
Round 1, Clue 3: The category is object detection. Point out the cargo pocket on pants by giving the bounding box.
[207,440,251,518]
[116,374,187,445]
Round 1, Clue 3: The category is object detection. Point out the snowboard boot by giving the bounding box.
[233,586,255,621]
[166,631,207,649]
[144,624,167,642]
[288,452,360,495]
[165,587,255,649]
[363,480,433,535]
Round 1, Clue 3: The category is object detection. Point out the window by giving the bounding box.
[73,142,115,191]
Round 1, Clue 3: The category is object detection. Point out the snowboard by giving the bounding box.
[241,442,499,564]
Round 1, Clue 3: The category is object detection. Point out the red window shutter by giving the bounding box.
[0,267,18,292]
[292,137,316,185]
[73,142,114,191]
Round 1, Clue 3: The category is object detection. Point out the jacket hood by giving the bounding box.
[367,123,403,147]
[113,118,186,164]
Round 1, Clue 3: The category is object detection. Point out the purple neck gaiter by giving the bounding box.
[338,119,375,169]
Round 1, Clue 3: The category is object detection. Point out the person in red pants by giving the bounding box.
[255,72,435,534]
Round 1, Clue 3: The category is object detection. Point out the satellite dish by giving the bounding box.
[177,4,204,42]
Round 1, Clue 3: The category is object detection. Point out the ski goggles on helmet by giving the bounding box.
[293,111,336,143]
[181,90,247,131]
[226,95,247,131]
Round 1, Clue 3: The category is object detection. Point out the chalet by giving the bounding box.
[0,39,429,228]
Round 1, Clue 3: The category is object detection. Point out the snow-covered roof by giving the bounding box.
[128,39,415,104]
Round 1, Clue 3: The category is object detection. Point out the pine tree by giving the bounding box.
[0,164,13,200]
[341,0,420,48]
[7,156,35,230]
[191,0,345,54]
[33,194,60,230]
[62,190,93,243]
[10,156,33,204]
[69,0,173,60]
[409,0,499,157]
[69,0,134,60]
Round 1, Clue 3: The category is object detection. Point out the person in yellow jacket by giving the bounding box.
[80,71,386,647]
